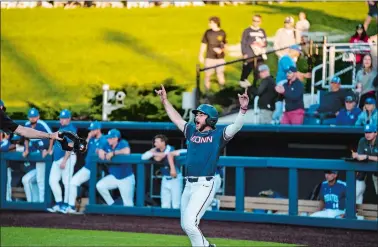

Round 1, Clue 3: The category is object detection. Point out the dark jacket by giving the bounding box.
[251,76,277,111]
[283,79,304,112]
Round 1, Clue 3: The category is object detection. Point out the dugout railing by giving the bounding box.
[1,151,377,231]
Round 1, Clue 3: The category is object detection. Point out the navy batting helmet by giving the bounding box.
[192,104,218,128]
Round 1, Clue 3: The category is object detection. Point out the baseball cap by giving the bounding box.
[289,44,302,53]
[88,121,102,130]
[364,124,377,133]
[331,76,341,84]
[258,64,270,72]
[106,129,121,139]
[0,99,6,112]
[284,66,297,73]
[11,134,21,141]
[325,170,338,174]
[364,97,376,105]
[345,95,355,102]
[27,108,39,118]
[59,109,71,119]
[284,16,294,24]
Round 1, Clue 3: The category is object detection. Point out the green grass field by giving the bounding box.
[1,2,376,112]
[0,227,297,246]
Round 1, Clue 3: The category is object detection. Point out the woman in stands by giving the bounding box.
[355,54,377,108]
[355,97,377,126]
[349,24,369,70]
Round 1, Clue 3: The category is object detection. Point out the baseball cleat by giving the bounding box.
[47,205,60,213]
[209,244,216,247]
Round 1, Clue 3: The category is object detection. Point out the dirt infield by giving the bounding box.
[1,210,377,247]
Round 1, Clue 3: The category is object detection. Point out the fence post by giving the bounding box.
[89,161,97,205]
[136,163,145,207]
[44,156,53,206]
[288,168,298,216]
[195,64,201,108]
[235,166,245,212]
[345,170,356,219]
[0,154,6,209]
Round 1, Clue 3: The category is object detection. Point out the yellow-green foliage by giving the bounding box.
[1,2,373,112]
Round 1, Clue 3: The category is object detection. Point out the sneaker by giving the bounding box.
[58,204,68,214]
[65,206,79,214]
[47,204,60,213]
[209,244,216,247]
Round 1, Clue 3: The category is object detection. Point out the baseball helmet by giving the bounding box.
[192,104,218,128]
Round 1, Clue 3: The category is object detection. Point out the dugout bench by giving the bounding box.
[218,195,378,221]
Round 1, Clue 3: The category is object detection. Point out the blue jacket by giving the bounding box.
[336,108,361,125]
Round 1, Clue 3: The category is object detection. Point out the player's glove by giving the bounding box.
[57,131,87,153]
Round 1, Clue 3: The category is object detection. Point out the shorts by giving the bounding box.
[204,58,225,77]
[368,4,378,17]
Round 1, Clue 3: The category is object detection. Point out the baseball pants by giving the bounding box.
[356,180,366,204]
[310,209,345,218]
[161,173,183,209]
[68,167,90,207]
[181,176,216,247]
[6,167,12,202]
[22,162,46,203]
[49,154,77,204]
[96,174,135,206]
[207,174,222,211]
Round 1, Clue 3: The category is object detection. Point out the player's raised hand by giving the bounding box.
[238,87,249,110]
[155,84,167,103]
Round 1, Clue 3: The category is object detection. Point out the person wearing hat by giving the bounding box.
[96,129,135,207]
[250,64,277,124]
[352,124,378,198]
[336,95,362,126]
[355,97,377,126]
[63,121,106,214]
[0,100,61,141]
[349,24,369,68]
[47,109,78,213]
[275,66,305,125]
[310,171,347,218]
[21,108,54,203]
[273,16,297,59]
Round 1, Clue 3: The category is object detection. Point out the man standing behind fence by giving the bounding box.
[239,14,267,89]
[199,16,227,93]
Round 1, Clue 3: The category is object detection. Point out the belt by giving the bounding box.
[186,176,213,183]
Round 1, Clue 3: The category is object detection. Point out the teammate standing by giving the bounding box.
[47,109,77,213]
[65,121,106,213]
[0,99,61,140]
[21,108,53,203]
[141,134,183,209]
[155,85,249,247]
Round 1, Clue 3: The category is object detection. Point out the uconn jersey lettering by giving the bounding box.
[184,123,230,177]
[320,180,346,210]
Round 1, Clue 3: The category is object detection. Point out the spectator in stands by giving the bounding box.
[351,124,378,202]
[141,134,182,209]
[275,66,305,125]
[374,74,378,107]
[336,95,362,125]
[239,14,267,89]
[310,171,346,218]
[349,24,369,69]
[271,45,310,124]
[368,34,377,69]
[355,98,377,126]
[199,16,227,92]
[96,129,135,207]
[295,12,310,44]
[250,64,277,124]
[355,54,377,108]
[314,76,354,124]
[21,108,53,203]
[274,16,297,59]
[364,1,378,32]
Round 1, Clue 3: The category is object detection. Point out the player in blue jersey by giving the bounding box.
[63,121,106,214]
[47,109,78,213]
[21,108,53,203]
[96,129,135,206]
[142,134,183,209]
[156,85,249,247]
[310,171,347,218]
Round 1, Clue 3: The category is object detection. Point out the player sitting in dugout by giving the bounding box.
[141,134,183,209]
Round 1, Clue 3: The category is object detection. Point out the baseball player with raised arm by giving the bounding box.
[47,109,77,213]
[142,134,183,209]
[21,108,53,203]
[96,129,135,206]
[156,85,249,247]
[64,121,106,214]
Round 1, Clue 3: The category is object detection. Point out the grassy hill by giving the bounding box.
[1,2,375,113]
